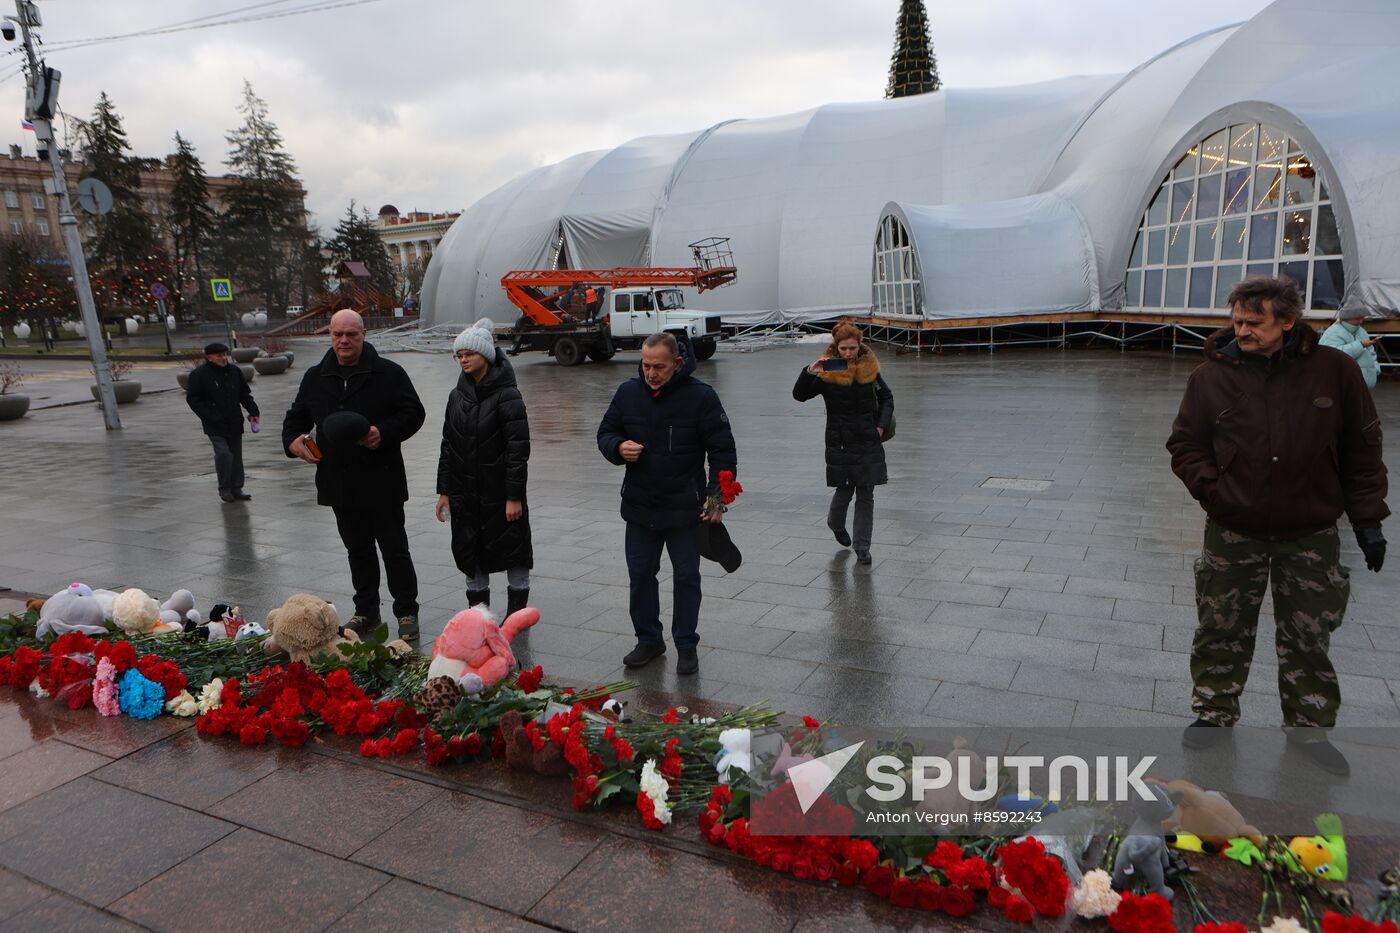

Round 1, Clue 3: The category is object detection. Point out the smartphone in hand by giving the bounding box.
[820,358,849,372]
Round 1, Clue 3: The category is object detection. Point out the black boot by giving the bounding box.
[506,586,529,616]
[466,589,490,608]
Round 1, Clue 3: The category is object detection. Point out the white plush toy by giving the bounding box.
[92,588,119,622]
[158,589,204,632]
[35,583,110,638]
[112,587,182,636]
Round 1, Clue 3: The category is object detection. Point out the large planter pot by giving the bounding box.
[280,351,295,368]
[238,364,256,382]
[231,347,260,363]
[177,371,192,391]
[253,355,290,375]
[0,394,30,421]
[90,381,143,404]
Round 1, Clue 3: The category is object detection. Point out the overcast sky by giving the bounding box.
[2,0,1273,228]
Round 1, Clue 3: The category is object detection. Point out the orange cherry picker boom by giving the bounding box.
[502,237,736,366]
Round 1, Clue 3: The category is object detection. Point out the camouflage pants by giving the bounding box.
[1190,520,1351,728]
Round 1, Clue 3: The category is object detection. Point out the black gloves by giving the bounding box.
[1354,525,1386,573]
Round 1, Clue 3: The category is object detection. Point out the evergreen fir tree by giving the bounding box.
[885,0,941,99]
[79,92,156,298]
[326,201,394,296]
[220,81,307,312]
[167,132,217,320]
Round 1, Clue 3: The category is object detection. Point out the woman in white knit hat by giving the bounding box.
[434,318,534,615]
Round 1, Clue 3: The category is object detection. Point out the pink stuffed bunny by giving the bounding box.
[426,606,540,692]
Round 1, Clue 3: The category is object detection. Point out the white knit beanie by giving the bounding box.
[453,318,496,357]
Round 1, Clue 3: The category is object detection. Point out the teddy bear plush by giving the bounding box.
[261,594,358,664]
[35,583,110,638]
[112,587,183,636]
[1157,779,1263,853]
[427,605,541,693]
[500,709,570,776]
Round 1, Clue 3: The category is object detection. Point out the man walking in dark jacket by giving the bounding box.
[186,342,260,502]
[283,310,427,641]
[1167,276,1388,775]
[597,333,737,675]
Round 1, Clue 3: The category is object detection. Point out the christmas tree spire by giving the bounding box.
[885,0,941,99]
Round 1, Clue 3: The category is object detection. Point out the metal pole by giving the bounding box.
[14,2,120,429]
[157,297,172,355]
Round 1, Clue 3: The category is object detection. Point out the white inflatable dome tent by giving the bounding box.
[423,0,1400,329]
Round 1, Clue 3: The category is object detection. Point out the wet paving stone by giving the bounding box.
[0,739,112,814]
[93,729,283,812]
[527,835,813,933]
[327,877,552,932]
[0,777,233,907]
[0,893,143,933]
[208,753,445,858]
[110,828,389,933]
[351,789,601,915]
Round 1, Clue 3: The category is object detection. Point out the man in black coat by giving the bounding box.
[597,333,738,675]
[282,310,427,640]
[186,342,260,502]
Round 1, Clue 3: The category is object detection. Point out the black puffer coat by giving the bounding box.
[436,350,533,573]
[281,343,426,508]
[792,348,894,487]
[597,342,738,530]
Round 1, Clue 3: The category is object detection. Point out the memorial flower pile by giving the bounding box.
[2,605,1398,928]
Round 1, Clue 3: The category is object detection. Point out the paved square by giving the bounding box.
[2,339,1397,729]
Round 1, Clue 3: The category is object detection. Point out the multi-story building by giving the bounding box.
[0,144,298,259]
[373,204,459,269]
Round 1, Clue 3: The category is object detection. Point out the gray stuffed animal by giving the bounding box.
[1112,782,1183,901]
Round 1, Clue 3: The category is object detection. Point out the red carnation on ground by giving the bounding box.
[914,879,942,911]
[238,722,267,746]
[862,864,896,899]
[925,840,965,872]
[1004,894,1035,924]
[941,885,975,918]
[1321,915,1399,933]
[948,856,992,890]
[515,665,543,693]
[888,876,916,908]
[1109,892,1175,933]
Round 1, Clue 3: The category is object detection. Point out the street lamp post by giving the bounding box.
[9,0,120,429]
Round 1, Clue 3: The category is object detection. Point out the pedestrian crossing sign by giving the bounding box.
[210,279,233,302]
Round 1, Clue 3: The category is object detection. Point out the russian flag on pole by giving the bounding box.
[19,120,34,131]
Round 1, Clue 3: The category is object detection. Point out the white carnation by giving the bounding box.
[196,678,224,714]
[165,690,199,717]
[1071,869,1121,919]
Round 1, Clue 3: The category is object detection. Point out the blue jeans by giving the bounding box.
[625,522,702,649]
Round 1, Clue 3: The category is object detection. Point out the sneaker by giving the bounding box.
[1181,718,1231,750]
[1286,731,1350,776]
[831,526,852,548]
[623,642,666,668]
[855,549,873,565]
[345,614,380,637]
[676,647,699,675]
[398,615,419,642]
[233,491,252,500]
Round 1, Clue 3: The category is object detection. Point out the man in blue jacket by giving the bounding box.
[598,333,737,675]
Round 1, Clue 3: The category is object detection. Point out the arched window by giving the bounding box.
[873,214,923,318]
[1124,123,1344,313]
